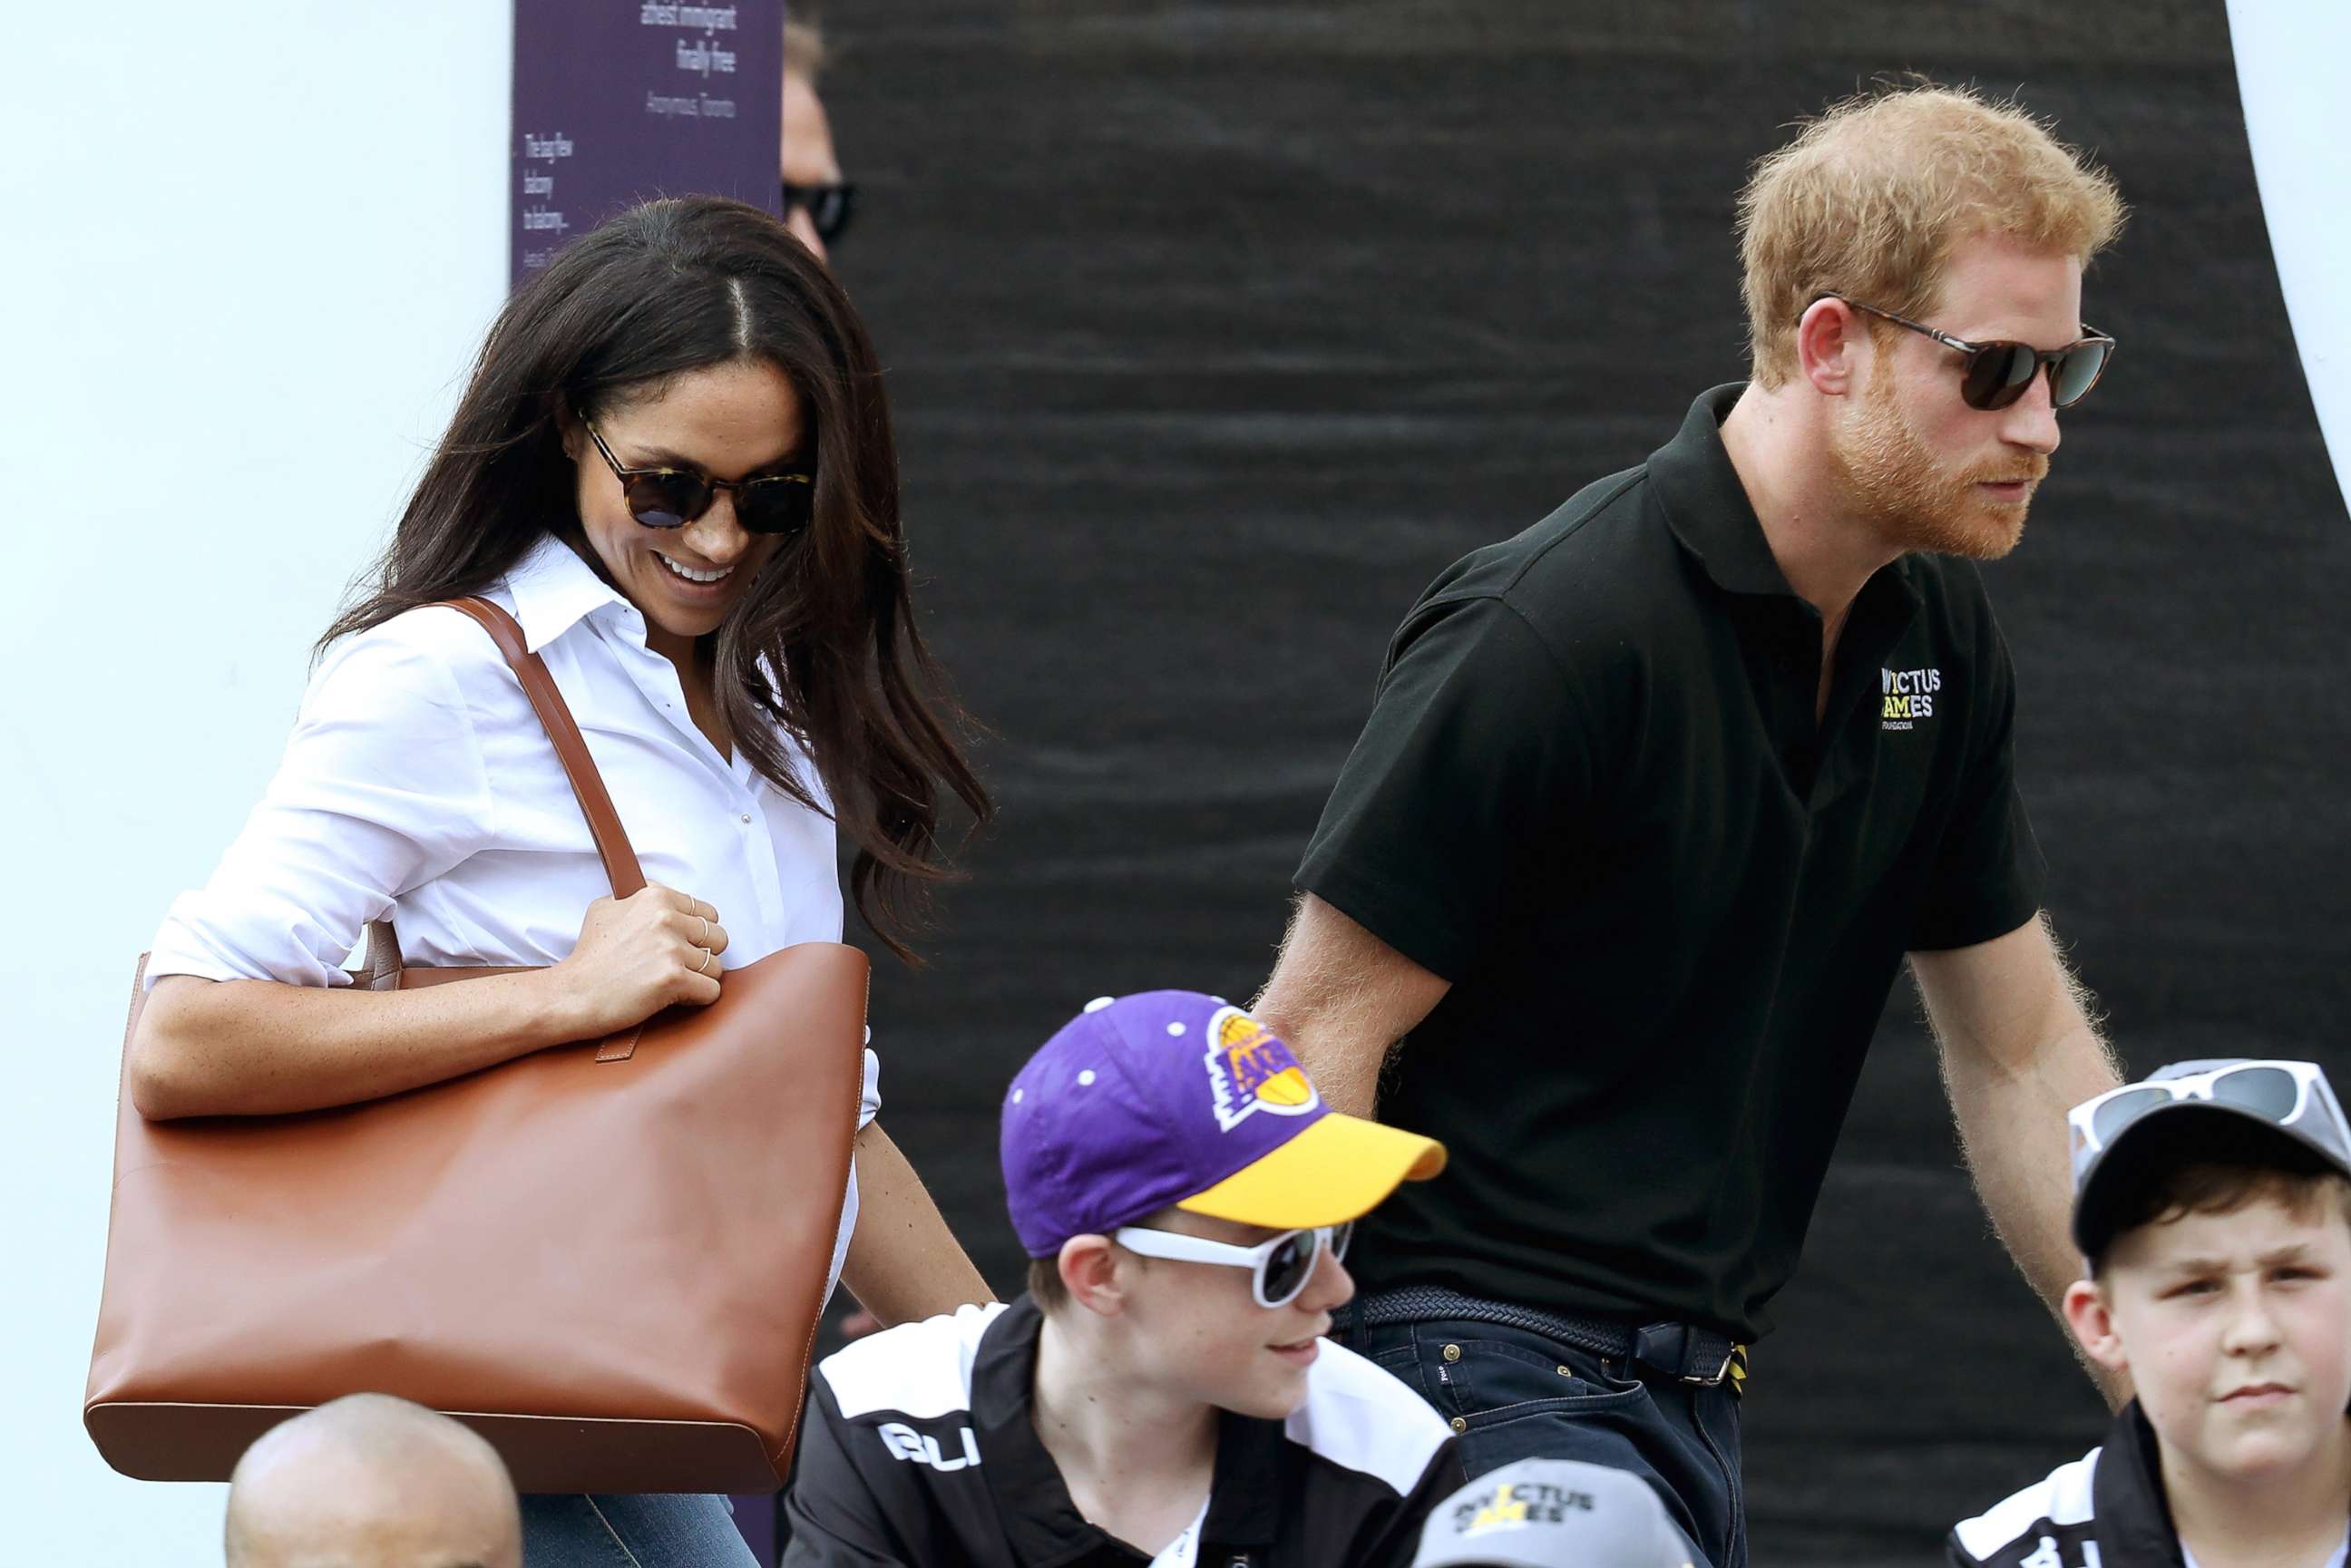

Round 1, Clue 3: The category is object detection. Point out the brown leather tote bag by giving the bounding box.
[85,597,868,1493]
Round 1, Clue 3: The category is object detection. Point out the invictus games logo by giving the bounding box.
[1450,1480,1597,1535]
[1882,665,1942,731]
[1203,1007,1321,1133]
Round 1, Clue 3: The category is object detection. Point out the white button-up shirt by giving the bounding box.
[151,533,878,1300]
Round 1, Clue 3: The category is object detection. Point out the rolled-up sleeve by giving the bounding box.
[146,618,494,989]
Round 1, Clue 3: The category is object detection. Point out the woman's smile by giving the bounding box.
[653,550,735,586]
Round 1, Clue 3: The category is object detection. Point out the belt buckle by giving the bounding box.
[1635,1321,1735,1387]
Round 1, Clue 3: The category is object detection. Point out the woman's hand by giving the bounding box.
[547,881,729,1038]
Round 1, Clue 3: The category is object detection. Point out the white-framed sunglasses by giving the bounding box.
[1110,1221,1354,1309]
[2069,1060,2351,1177]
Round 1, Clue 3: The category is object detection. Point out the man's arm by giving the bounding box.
[1909,912,2124,1405]
[1253,893,1451,1119]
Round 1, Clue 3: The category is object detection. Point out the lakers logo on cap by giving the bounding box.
[1203,1006,1321,1132]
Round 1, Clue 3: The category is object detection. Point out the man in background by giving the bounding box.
[783,18,854,265]
[224,1394,521,1568]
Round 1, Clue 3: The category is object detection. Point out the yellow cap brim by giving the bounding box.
[1175,1113,1447,1231]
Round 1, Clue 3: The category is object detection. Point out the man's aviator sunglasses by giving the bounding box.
[2069,1060,2351,1168]
[1111,1221,1352,1310]
[1822,296,2116,412]
[585,424,814,537]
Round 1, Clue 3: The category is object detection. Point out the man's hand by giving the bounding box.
[1910,913,2126,1407]
[1253,893,1452,1118]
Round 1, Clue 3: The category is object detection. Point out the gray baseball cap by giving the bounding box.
[2070,1058,2351,1260]
[1410,1458,1697,1568]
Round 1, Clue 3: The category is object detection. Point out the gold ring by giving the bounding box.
[694,915,709,945]
[695,947,715,976]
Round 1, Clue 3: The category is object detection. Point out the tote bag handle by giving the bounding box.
[444,597,647,901]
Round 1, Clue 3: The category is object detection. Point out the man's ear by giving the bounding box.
[1058,1236,1129,1320]
[1795,297,1868,399]
[2063,1277,2131,1376]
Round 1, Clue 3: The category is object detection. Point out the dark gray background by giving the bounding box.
[813,3,2348,1560]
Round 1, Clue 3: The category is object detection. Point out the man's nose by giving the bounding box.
[785,206,829,266]
[1998,368,2062,456]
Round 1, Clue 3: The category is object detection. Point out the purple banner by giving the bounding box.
[511,1,785,287]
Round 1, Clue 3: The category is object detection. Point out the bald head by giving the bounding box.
[224,1396,521,1568]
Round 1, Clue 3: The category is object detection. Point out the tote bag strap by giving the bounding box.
[443,596,647,901]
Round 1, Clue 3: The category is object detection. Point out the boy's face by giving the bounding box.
[2069,1195,2351,1481]
[1112,1211,1356,1422]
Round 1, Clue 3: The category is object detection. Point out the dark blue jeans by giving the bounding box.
[518,1493,757,1566]
[1341,1315,1745,1568]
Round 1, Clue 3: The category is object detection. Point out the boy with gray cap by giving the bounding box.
[1949,1059,2351,1567]
[782,991,1461,1566]
[1411,1458,1696,1568]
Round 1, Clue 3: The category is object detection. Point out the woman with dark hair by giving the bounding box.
[128,196,993,1564]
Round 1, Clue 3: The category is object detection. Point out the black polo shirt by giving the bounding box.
[1297,384,2046,1340]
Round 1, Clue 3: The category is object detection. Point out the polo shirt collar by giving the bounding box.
[971,1295,1286,1565]
[501,533,636,654]
[1200,1409,1283,1548]
[1650,383,1802,600]
[2092,1400,2187,1565]
[972,1300,1099,1566]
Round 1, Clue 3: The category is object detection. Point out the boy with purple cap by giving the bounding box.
[781,991,1460,1566]
[1949,1059,2351,1567]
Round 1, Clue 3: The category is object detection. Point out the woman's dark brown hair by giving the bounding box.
[324,196,989,960]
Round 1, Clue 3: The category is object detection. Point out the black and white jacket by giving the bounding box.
[1946,1400,2187,1567]
[781,1295,1461,1567]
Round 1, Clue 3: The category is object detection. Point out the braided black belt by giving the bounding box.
[1348,1285,1745,1388]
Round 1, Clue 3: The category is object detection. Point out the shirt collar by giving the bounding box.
[1200,1409,1283,1548]
[498,533,637,654]
[2092,1399,2188,1565]
[972,1300,1101,1566]
[972,1295,1287,1565]
[1649,383,1926,630]
[1649,383,1802,600]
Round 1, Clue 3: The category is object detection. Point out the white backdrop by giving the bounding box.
[0,5,509,1558]
[2229,0,2351,513]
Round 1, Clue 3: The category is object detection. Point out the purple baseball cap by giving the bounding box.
[1000,991,1449,1258]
